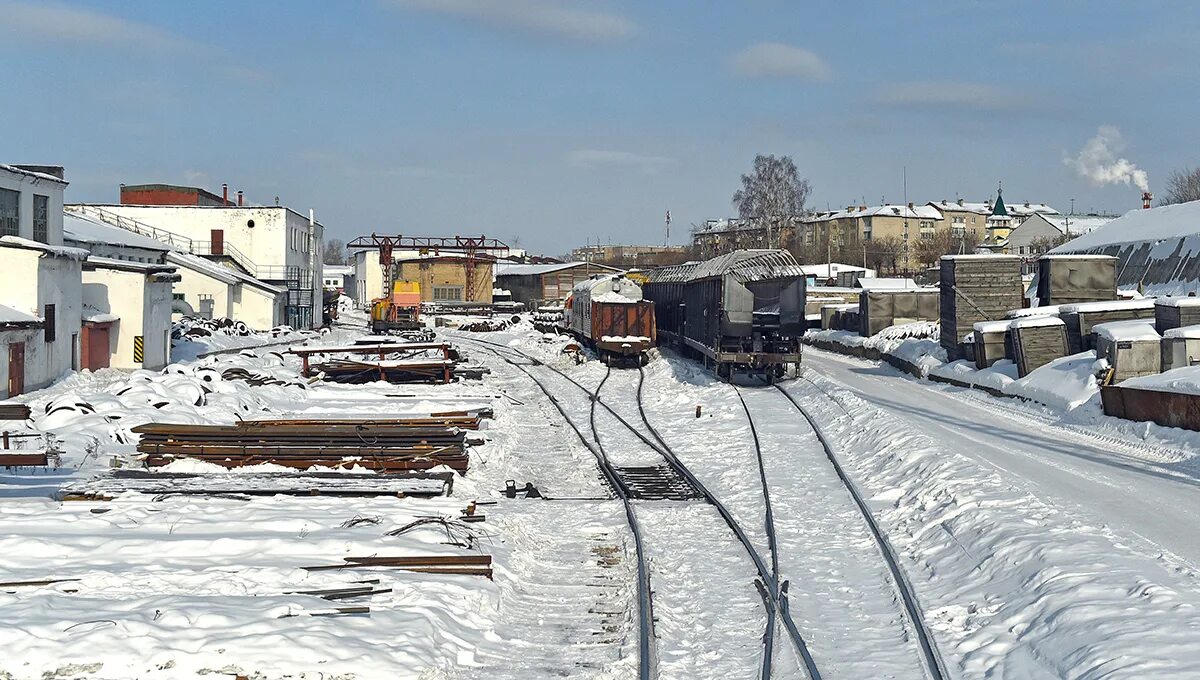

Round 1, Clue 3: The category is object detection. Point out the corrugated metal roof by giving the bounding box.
[685,249,806,283]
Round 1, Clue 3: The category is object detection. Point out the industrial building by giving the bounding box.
[494,261,622,306]
[394,255,495,304]
[67,184,325,328]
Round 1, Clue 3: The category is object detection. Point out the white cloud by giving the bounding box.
[873,81,1036,111]
[0,0,204,54]
[567,149,676,173]
[732,42,831,80]
[388,0,637,44]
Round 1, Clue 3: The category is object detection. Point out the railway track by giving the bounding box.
[728,380,950,679]
[454,334,818,679]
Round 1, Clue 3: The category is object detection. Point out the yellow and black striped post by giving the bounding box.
[133,336,144,363]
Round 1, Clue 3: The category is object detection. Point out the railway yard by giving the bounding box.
[1,308,1200,679]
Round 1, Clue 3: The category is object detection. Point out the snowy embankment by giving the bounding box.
[783,372,1200,677]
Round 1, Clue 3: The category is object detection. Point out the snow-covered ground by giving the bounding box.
[7,314,1200,678]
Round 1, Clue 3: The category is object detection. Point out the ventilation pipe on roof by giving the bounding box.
[222,183,228,204]
[236,190,243,206]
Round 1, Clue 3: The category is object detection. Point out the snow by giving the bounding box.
[799,262,874,277]
[494,261,595,276]
[1059,297,1157,313]
[0,235,91,260]
[1009,315,1065,329]
[855,277,922,290]
[64,212,171,252]
[1093,319,1160,342]
[941,253,1022,261]
[1053,200,1200,251]
[0,163,67,184]
[1155,296,1200,308]
[81,305,119,323]
[0,303,42,325]
[1004,351,1100,410]
[166,251,283,294]
[1005,305,1062,319]
[600,335,649,343]
[1122,365,1200,396]
[590,290,637,303]
[972,319,1014,334]
[1164,324,1200,339]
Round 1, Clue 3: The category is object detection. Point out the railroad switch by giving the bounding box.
[503,479,543,499]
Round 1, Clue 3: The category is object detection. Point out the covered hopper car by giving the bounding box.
[564,274,656,366]
[643,249,805,381]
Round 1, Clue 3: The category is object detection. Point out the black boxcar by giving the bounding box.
[644,250,806,381]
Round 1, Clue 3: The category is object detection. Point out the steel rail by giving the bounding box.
[455,333,819,679]
[770,382,950,680]
[462,340,656,679]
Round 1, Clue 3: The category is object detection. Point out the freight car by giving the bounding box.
[564,274,656,366]
[643,249,806,381]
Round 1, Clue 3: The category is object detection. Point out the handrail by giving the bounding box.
[65,204,195,251]
[192,240,259,277]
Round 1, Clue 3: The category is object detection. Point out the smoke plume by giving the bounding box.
[1065,125,1149,192]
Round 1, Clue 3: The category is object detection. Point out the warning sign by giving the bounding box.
[133,335,144,363]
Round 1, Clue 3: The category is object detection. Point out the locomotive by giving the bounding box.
[643,249,806,381]
[564,274,656,366]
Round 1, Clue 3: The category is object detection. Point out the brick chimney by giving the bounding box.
[1143,191,1153,209]
[236,190,244,206]
[222,183,229,205]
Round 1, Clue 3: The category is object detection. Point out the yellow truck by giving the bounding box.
[370,280,422,334]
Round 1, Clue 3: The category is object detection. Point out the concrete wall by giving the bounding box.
[0,167,65,245]
[174,266,233,320]
[65,240,166,264]
[0,247,83,394]
[0,327,44,399]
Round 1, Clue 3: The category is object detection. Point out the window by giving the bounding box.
[951,225,965,238]
[432,286,463,301]
[44,304,56,342]
[32,194,48,243]
[0,188,18,237]
[173,293,185,301]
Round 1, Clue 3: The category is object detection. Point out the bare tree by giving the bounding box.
[1028,232,1073,256]
[322,238,348,265]
[732,154,812,249]
[1160,167,1200,206]
[913,231,980,269]
[864,236,906,276]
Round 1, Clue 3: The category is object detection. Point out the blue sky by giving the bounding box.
[1,0,1197,254]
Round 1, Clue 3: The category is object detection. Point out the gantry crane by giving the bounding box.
[346,235,510,332]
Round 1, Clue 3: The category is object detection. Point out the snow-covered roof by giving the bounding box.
[1093,319,1160,342]
[166,251,283,295]
[1005,305,1062,319]
[1007,202,1060,217]
[85,255,178,277]
[974,319,1015,334]
[495,261,619,276]
[928,200,991,215]
[1059,298,1156,314]
[322,264,353,275]
[1053,201,1200,252]
[0,164,67,185]
[0,303,42,328]
[1155,296,1200,308]
[1010,316,1065,330]
[1043,215,1113,235]
[941,253,1022,261]
[82,305,119,323]
[1165,324,1200,339]
[63,212,172,252]
[0,235,90,260]
[855,277,920,290]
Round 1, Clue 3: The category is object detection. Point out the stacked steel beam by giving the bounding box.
[134,418,476,473]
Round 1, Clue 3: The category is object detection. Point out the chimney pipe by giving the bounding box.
[237,190,243,206]
[1143,191,1153,209]
[222,183,228,204]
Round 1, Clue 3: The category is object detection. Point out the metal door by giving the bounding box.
[7,342,24,397]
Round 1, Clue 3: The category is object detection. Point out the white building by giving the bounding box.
[323,264,353,291]
[353,249,384,308]
[81,257,179,371]
[0,165,86,397]
[166,251,284,330]
[0,237,87,397]
[68,203,324,329]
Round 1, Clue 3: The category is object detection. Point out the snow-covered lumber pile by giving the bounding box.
[939,255,1023,360]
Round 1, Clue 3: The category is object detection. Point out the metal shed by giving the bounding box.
[1058,298,1157,353]
[1094,320,1162,383]
[1154,297,1200,334]
[1010,316,1069,377]
[1161,324,1200,371]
